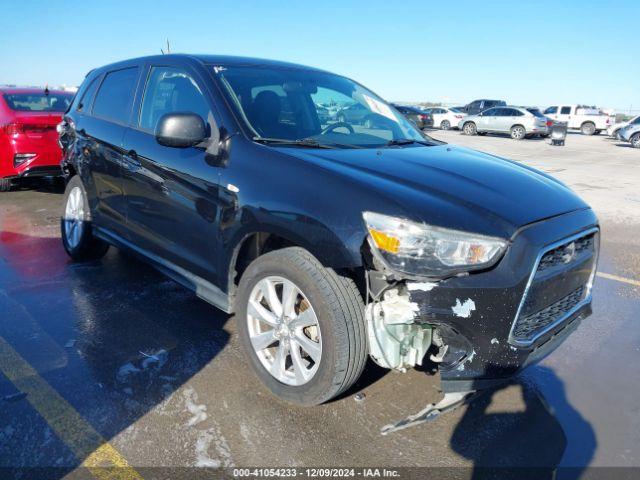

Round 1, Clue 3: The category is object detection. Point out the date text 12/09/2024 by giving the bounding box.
[232,468,401,478]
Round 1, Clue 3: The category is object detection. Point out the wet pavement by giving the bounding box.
[1,132,639,479]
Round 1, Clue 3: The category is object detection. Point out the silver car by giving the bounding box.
[619,123,640,148]
[458,106,550,139]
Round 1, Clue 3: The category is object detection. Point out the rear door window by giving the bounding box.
[92,67,139,124]
[560,106,572,115]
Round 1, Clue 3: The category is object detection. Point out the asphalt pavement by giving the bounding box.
[0,131,638,479]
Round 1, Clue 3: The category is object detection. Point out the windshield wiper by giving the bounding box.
[253,137,336,149]
[385,138,436,147]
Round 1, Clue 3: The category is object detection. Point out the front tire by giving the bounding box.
[581,122,596,135]
[440,120,451,130]
[631,133,640,148]
[236,247,367,406]
[61,176,109,261]
[0,178,11,192]
[463,122,477,135]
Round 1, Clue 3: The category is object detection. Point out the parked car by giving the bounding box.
[608,115,640,138]
[463,99,506,115]
[0,87,74,191]
[542,105,613,135]
[336,102,371,125]
[459,106,550,139]
[391,104,433,130]
[521,106,554,137]
[423,106,466,130]
[618,123,640,148]
[59,54,599,408]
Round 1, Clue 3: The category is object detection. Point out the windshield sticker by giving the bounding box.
[362,94,396,121]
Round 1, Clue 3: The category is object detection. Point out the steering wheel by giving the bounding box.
[321,122,354,135]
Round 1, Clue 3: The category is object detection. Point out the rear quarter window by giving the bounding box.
[77,76,101,113]
[92,67,139,124]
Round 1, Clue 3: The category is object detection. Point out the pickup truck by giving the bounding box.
[542,105,613,135]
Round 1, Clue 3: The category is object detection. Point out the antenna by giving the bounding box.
[161,39,171,55]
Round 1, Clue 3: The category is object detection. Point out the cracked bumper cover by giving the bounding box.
[410,208,599,393]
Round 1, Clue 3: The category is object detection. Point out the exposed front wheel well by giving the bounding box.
[228,232,364,310]
[228,232,300,300]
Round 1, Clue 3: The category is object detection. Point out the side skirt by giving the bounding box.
[94,227,232,314]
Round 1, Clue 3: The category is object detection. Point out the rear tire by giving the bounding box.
[0,178,11,192]
[61,176,110,262]
[236,247,367,406]
[631,133,640,149]
[510,125,526,140]
[581,122,596,135]
[463,122,477,135]
[440,120,451,130]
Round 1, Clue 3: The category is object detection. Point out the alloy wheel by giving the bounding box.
[64,186,85,249]
[464,123,476,135]
[441,120,450,130]
[512,126,525,139]
[247,276,322,386]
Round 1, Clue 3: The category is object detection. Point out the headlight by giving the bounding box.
[363,212,508,277]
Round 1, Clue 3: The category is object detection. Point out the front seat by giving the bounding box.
[250,90,295,139]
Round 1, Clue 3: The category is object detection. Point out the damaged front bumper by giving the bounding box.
[367,208,599,393]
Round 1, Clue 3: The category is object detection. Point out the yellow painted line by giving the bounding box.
[0,336,143,480]
[597,272,640,288]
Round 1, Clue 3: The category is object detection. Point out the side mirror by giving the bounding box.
[155,112,206,148]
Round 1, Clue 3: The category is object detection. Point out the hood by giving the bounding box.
[282,144,589,236]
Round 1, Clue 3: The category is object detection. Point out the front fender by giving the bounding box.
[221,204,364,291]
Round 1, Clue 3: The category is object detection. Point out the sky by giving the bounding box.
[1,0,638,111]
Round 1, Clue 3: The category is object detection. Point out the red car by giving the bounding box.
[0,87,74,191]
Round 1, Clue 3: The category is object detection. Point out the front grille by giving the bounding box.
[509,229,598,346]
[537,234,595,273]
[512,286,584,341]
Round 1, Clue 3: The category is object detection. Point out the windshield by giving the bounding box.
[3,92,73,112]
[214,65,430,148]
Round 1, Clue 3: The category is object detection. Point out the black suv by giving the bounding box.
[59,55,599,407]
